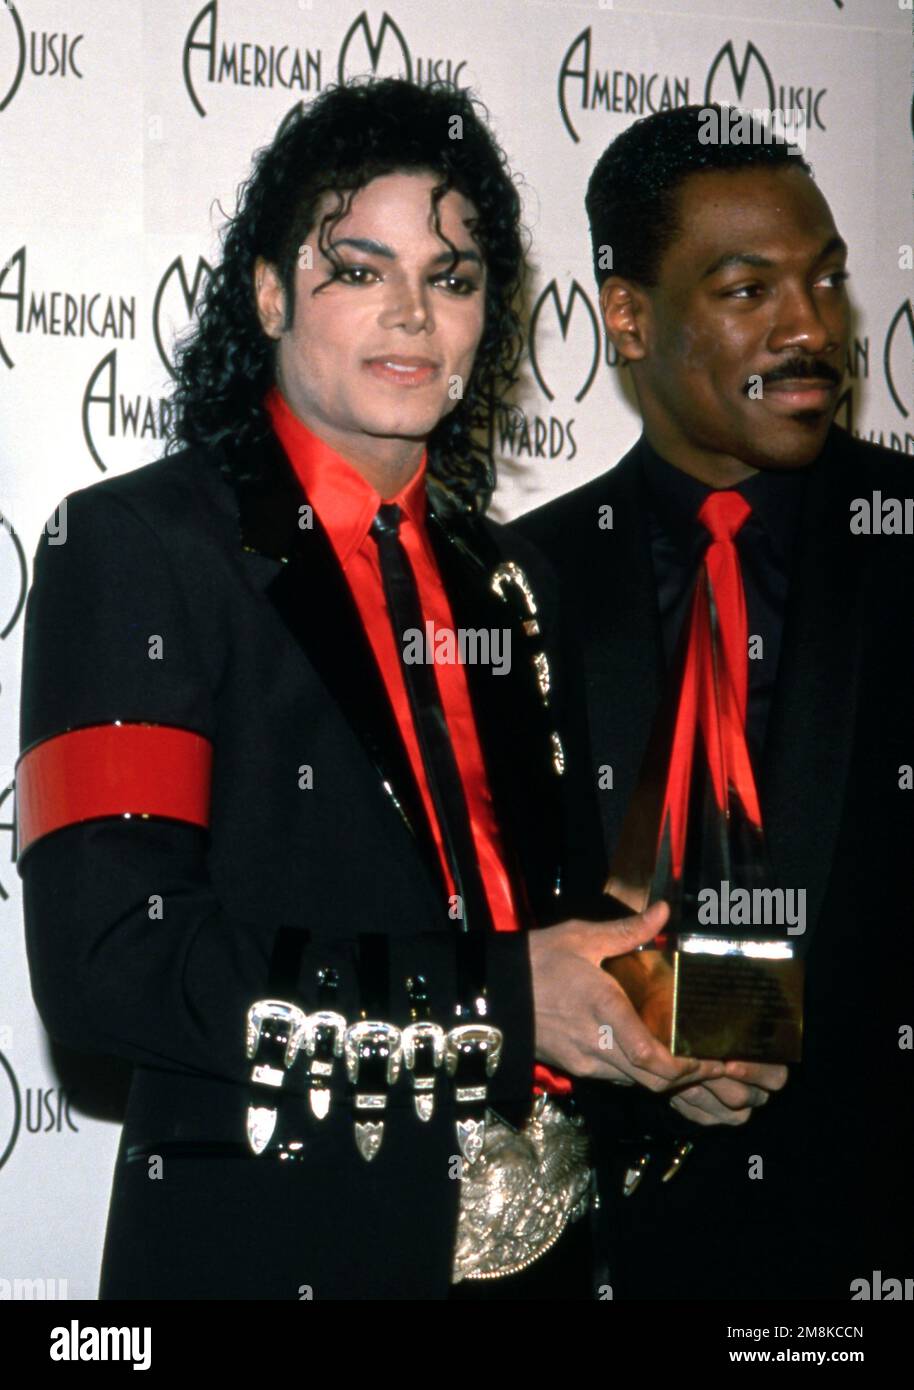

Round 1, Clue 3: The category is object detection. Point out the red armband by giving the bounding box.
[15,721,213,860]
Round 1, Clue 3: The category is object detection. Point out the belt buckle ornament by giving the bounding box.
[344,1020,403,1161]
[451,1095,594,1283]
[305,1009,346,1120]
[402,1021,446,1121]
[445,1022,503,1163]
[244,999,308,1155]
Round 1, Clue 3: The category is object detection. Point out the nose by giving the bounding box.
[377,277,434,335]
[768,282,834,358]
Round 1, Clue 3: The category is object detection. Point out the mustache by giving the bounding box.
[752,359,844,390]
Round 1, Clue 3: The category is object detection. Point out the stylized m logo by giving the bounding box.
[884,299,914,419]
[337,11,411,83]
[153,256,211,377]
[528,280,601,403]
[704,40,775,111]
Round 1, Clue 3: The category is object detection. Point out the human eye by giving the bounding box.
[334,263,381,286]
[722,283,766,300]
[431,272,480,296]
[815,268,850,290]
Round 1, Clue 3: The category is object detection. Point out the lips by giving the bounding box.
[364,356,441,387]
[762,379,837,412]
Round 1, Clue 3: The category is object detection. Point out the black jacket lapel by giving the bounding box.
[424,506,564,923]
[226,429,447,899]
[759,427,867,956]
[576,439,666,854]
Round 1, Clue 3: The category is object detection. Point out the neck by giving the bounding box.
[642,421,757,487]
[322,427,425,498]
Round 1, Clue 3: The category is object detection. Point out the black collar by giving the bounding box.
[639,433,811,567]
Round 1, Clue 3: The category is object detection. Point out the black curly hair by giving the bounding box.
[167,77,527,514]
[586,104,813,289]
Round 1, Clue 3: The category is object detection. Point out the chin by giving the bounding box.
[744,419,832,470]
[363,405,448,440]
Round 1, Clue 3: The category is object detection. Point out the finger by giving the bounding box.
[555,1046,640,1084]
[670,1091,753,1126]
[589,974,728,1090]
[722,1061,789,1091]
[599,1001,719,1091]
[669,1094,725,1126]
[591,900,670,965]
[683,1078,769,1110]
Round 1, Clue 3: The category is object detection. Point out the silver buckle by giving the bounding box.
[446,1023,503,1163]
[402,1021,446,1121]
[304,1009,346,1120]
[344,1021,403,1161]
[244,1000,308,1155]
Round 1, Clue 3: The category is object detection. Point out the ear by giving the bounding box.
[599,278,649,364]
[253,257,287,340]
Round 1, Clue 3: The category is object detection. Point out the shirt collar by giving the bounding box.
[638,431,811,566]
[264,384,429,569]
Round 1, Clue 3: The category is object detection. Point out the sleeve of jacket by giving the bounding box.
[17,486,534,1104]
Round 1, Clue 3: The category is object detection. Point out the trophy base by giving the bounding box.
[603,934,803,1063]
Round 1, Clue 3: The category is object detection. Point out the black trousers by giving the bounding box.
[447,1213,595,1300]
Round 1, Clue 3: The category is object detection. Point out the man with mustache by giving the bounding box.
[515,105,913,1299]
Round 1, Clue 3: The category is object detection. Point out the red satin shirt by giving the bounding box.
[265,385,566,1095]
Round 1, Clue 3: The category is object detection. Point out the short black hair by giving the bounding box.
[585,104,813,289]
[168,77,526,514]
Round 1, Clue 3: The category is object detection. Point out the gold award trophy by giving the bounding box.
[602,567,803,1064]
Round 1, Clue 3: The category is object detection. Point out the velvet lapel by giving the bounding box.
[758,427,866,957]
[424,505,564,922]
[226,428,447,900]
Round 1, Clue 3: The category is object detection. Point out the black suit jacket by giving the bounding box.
[514,424,914,1299]
[17,428,576,1301]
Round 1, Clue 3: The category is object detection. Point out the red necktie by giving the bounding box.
[658,490,763,880]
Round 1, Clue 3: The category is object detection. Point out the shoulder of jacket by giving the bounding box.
[510,463,623,538]
[56,443,236,542]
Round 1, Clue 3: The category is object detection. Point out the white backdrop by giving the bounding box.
[0,0,911,1299]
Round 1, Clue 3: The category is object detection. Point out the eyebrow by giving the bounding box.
[329,236,482,267]
[700,234,849,279]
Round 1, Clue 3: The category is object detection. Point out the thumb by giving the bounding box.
[596,899,670,962]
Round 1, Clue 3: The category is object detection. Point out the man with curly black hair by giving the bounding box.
[16,77,684,1301]
[516,105,914,1299]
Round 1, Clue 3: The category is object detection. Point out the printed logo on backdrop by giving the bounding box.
[0,504,25,903]
[0,1,83,113]
[337,10,467,88]
[836,324,913,455]
[883,301,914,421]
[859,301,914,453]
[498,280,602,463]
[82,350,172,472]
[24,1087,79,1136]
[0,504,27,642]
[183,0,322,117]
[0,247,135,371]
[0,1058,79,1173]
[558,27,690,143]
[704,41,826,133]
[0,764,15,900]
[153,257,212,378]
[0,1052,21,1171]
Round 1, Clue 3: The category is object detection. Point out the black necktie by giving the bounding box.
[370,503,494,972]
